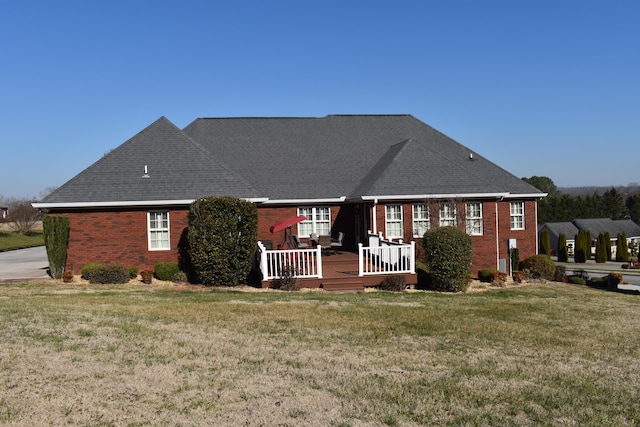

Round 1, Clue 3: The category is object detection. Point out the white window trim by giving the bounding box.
[297,207,331,237]
[148,211,170,251]
[466,202,483,236]
[412,203,430,238]
[385,204,404,239]
[510,201,525,230]
[439,202,457,227]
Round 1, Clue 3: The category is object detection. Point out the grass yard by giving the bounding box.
[1,282,639,426]
[0,230,44,252]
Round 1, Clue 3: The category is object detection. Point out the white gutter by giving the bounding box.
[360,193,509,201]
[259,196,347,205]
[32,197,270,209]
[502,193,548,199]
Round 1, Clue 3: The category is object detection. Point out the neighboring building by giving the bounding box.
[540,218,640,257]
[33,115,545,279]
[0,206,7,220]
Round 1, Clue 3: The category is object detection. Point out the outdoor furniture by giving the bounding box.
[330,232,344,254]
[292,235,310,249]
[310,233,319,248]
[318,235,332,255]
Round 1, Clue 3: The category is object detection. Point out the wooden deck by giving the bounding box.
[262,250,417,292]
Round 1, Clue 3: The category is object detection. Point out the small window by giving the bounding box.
[510,201,525,230]
[412,203,430,237]
[297,207,331,237]
[439,202,456,227]
[148,211,170,250]
[385,204,403,239]
[466,202,483,235]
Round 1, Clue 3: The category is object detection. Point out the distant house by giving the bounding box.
[540,218,640,257]
[0,206,7,220]
[33,115,545,284]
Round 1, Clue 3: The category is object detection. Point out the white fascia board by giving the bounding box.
[32,197,270,209]
[359,193,510,202]
[259,196,346,205]
[502,193,548,199]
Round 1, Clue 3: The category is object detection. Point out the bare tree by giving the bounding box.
[7,199,41,235]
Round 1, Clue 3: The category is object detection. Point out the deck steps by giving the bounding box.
[321,280,364,292]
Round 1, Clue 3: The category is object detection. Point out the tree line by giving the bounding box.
[522,176,640,225]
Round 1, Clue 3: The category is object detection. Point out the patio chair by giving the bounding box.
[330,232,344,254]
[292,235,310,249]
[318,235,332,255]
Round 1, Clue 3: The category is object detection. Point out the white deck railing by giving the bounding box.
[358,232,416,276]
[257,242,323,281]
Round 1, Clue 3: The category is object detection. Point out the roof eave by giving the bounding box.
[33,197,270,209]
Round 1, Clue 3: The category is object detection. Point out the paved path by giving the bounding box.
[0,246,50,281]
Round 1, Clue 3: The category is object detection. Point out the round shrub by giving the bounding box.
[83,263,129,284]
[422,226,473,292]
[128,267,139,279]
[568,276,586,285]
[154,262,180,281]
[378,275,406,292]
[478,269,496,283]
[520,255,555,281]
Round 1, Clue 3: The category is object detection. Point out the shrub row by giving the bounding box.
[80,261,184,284]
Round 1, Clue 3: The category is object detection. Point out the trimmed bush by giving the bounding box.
[574,230,591,263]
[478,269,495,283]
[616,232,629,262]
[42,214,70,279]
[82,263,129,284]
[520,255,555,281]
[378,275,406,292]
[188,196,258,286]
[554,265,567,282]
[62,270,74,283]
[140,269,153,284]
[422,226,473,292]
[128,267,139,279]
[595,233,607,263]
[540,229,551,256]
[81,263,104,279]
[557,233,568,262]
[512,270,526,283]
[154,262,180,281]
[510,247,519,273]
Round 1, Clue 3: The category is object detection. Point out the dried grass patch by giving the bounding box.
[1,281,639,425]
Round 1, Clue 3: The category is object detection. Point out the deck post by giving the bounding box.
[410,240,416,274]
[358,243,364,277]
[316,245,323,279]
[257,242,268,282]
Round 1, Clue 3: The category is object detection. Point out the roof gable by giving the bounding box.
[42,117,259,204]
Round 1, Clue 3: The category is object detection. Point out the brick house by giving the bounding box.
[33,115,545,283]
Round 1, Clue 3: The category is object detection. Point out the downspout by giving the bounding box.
[495,200,500,270]
[535,199,539,254]
[372,199,378,234]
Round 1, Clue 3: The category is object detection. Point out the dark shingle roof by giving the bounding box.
[41,115,543,205]
[572,218,640,238]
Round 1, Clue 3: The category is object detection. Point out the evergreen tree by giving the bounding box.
[595,233,607,263]
[575,230,587,263]
[540,229,551,256]
[605,231,611,260]
[626,194,640,224]
[602,187,628,219]
[557,233,568,262]
[616,232,630,262]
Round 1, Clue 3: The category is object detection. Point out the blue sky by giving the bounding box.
[1,1,639,199]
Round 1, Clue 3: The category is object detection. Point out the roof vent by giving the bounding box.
[142,165,150,178]
[468,153,476,161]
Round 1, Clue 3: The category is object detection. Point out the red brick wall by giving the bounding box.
[58,208,189,274]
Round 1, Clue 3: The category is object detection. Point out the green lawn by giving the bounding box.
[0,230,44,252]
[0,282,639,425]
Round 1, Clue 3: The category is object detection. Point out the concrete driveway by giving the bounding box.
[0,246,50,281]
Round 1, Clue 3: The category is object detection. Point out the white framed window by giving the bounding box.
[385,204,403,239]
[510,201,525,230]
[466,202,483,235]
[439,202,456,227]
[148,211,170,250]
[297,207,331,237]
[412,203,430,237]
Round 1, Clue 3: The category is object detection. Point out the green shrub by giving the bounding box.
[42,214,70,279]
[595,233,607,263]
[616,232,629,262]
[510,247,519,273]
[82,263,129,284]
[154,262,180,281]
[478,269,495,283]
[128,267,139,279]
[540,229,551,256]
[140,269,153,284]
[568,276,586,285]
[520,254,555,281]
[557,233,568,262]
[188,196,258,286]
[378,275,406,292]
[554,265,567,282]
[422,226,473,292]
[81,263,104,279]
